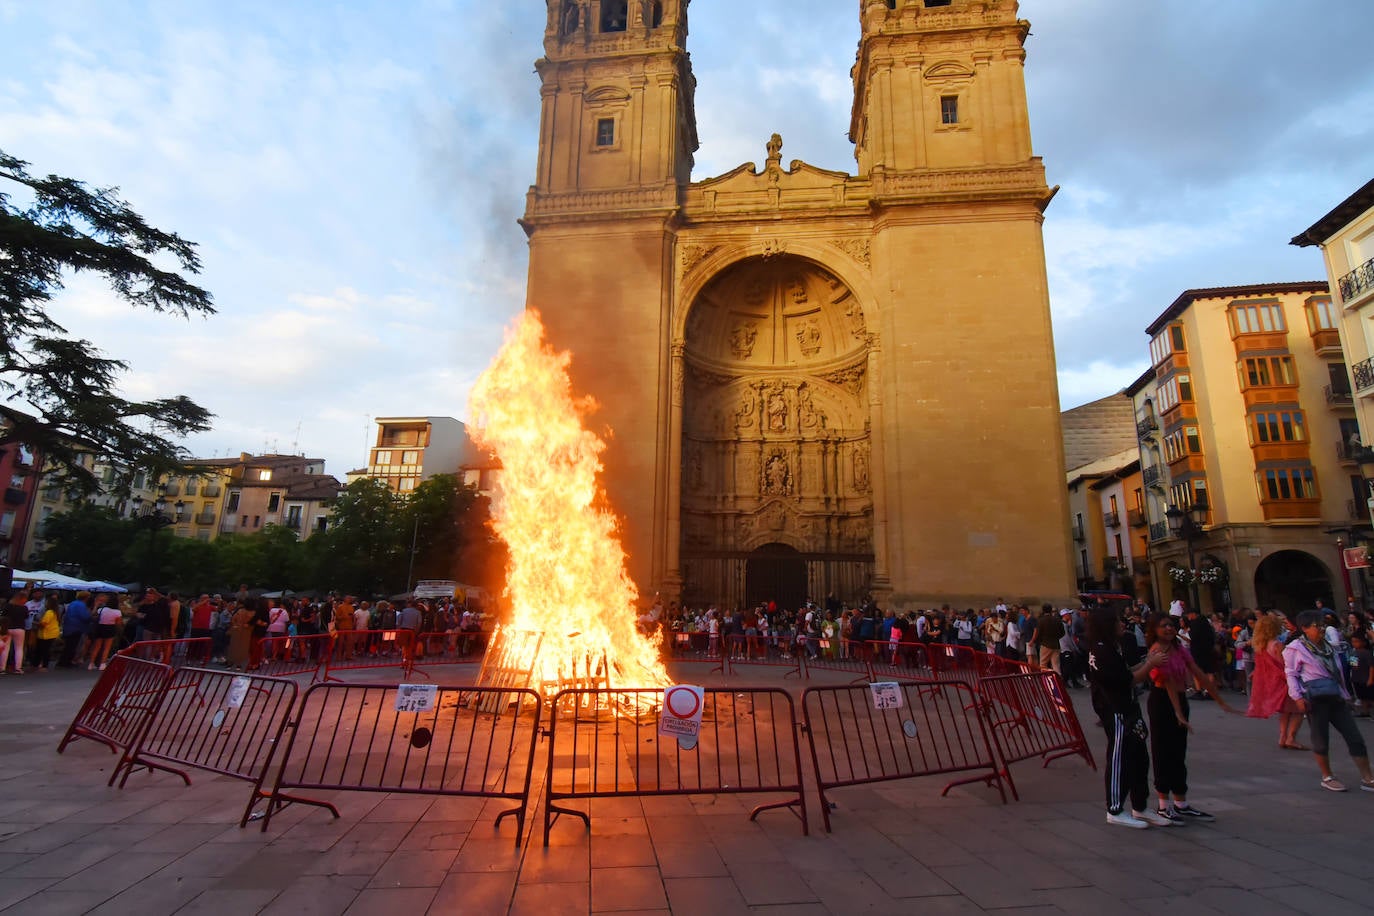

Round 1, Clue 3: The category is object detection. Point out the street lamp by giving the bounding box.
[133,495,185,587]
[1165,500,1208,613]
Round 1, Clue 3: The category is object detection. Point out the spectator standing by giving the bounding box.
[33,596,60,671]
[1247,614,1305,749]
[138,588,171,641]
[1,589,29,673]
[87,594,122,670]
[58,591,92,668]
[1031,605,1065,674]
[1283,609,1374,792]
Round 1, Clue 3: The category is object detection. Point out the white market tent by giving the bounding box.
[8,569,127,593]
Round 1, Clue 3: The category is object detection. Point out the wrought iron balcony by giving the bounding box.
[1136,415,1159,438]
[1102,556,1127,575]
[1143,465,1162,488]
[1149,521,1170,542]
[1337,439,1362,463]
[1353,356,1374,392]
[1127,508,1146,528]
[1348,498,1368,521]
[1071,521,1085,541]
[204,483,221,497]
[193,511,216,525]
[161,482,180,497]
[1339,256,1374,303]
[1103,511,1120,528]
[1325,383,1353,405]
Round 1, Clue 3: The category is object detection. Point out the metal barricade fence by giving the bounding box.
[803,638,874,682]
[864,639,934,681]
[725,634,801,678]
[110,667,307,826]
[263,683,542,844]
[972,652,1032,680]
[119,637,214,669]
[57,655,173,756]
[802,679,1008,832]
[927,643,980,685]
[975,671,1095,801]
[322,628,414,681]
[543,687,808,844]
[668,631,724,673]
[408,630,486,674]
[257,634,332,679]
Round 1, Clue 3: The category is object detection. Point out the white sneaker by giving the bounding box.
[1106,811,1149,829]
[1133,809,1179,827]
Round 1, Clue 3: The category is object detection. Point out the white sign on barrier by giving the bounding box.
[659,685,704,742]
[395,683,438,713]
[226,676,251,709]
[869,681,903,710]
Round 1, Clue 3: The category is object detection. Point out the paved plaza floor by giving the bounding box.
[1,662,1371,915]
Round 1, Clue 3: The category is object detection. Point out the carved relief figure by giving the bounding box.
[764,502,787,531]
[762,451,792,496]
[765,385,788,432]
[729,321,758,358]
[685,443,703,491]
[853,444,871,493]
[795,320,822,356]
[844,300,867,338]
[789,277,808,304]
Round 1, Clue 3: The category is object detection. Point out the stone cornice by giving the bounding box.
[520,183,682,232]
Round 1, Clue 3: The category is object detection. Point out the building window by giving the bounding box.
[1170,479,1208,512]
[1257,467,1317,501]
[253,515,261,528]
[1229,301,1287,335]
[1149,323,1185,366]
[267,492,281,512]
[286,505,303,529]
[257,469,272,481]
[1305,296,1339,332]
[1238,355,1296,389]
[595,118,615,147]
[399,478,416,492]
[401,450,420,465]
[185,479,197,496]
[1249,410,1306,444]
[940,96,959,125]
[241,514,248,528]
[226,491,240,512]
[375,449,392,466]
[650,1,663,26]
[1164,427,1203,462]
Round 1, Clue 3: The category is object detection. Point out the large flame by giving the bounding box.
[468,309,671,688]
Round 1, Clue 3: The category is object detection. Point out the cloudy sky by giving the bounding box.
[3,0,1372,478]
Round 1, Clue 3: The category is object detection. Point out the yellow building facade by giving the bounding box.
[1138,284,1361,613]
[522,0,1073,609]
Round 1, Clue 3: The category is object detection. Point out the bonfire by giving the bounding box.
[468,310,671,696]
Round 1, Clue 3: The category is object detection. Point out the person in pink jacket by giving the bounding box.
[1284,609,1374,793]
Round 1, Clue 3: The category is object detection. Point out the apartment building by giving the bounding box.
[361,417,472,493]
[1136,283,1362,614]
[199,454,339,539]
[0,431,39,568]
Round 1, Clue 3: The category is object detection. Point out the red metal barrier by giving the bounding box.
[725,634,801,678]
[255,634,332,679]
[668,631,725,673]
[56,655,173,756]
[407,630,487,674]
[120,638,214,669]
[927,643,980,684]
[322,629,415,681]
[544,687,808,844]
[975,671,1095,800]
[972,652,1032,679]
[863,639,934,681]
[110,666,319,826]
[263,682,542,844]
[802,678,1007,832]
[803,638,874,683]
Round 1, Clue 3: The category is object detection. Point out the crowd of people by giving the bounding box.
[0,585,489,674]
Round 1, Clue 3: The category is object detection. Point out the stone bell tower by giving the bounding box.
[521,0,699,595]
[521,0,1076,609]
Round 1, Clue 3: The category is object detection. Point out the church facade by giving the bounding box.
[521,0,1074,609]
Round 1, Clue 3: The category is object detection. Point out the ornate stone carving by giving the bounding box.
[729,322,758,358]
[760,238,788,259]
[764,383,788,432]
[764,133,783,184]
[843,300,867,339]
[734,389,756,430]
[820,364,866,398]
[680,243,720,274]
[671,355,684,405]
[744,277,769,305]
[797,383,824,429]
[795,320,822,356]
[763,501,788,531]
[833,238,871,268]
[762,450,792,497]
[685,443,704,492]
[852,443,871,494]
[789,277,808,304]
[734,515,753,545]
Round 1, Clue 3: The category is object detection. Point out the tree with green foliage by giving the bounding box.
[36,502,137,581]
[1,150,215,492]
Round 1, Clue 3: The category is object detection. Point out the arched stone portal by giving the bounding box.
[1254,550,1333,614]
[679,255,874,610]
[745,543,807,611]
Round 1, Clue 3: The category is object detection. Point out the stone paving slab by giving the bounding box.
[3,664,1374,913]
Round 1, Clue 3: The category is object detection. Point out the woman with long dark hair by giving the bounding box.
[1283,609,1374,792]
[1085,607,1170,829]
[1145,613,1239,823]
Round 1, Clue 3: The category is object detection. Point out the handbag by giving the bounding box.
[1303,676,1343,699]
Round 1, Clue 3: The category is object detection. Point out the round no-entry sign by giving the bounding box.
[659,685,705,742]
[665,685,701,720]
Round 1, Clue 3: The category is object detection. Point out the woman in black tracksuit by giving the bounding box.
[1086,607,1170,829]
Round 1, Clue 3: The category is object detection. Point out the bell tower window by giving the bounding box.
[650,2,663,27]
[600,0,628,32]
